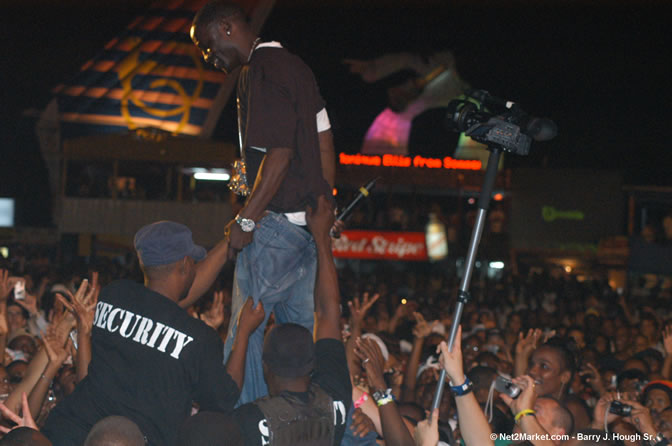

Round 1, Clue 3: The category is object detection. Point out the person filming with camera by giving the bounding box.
[499,375,573,446]
[591,392,670,446]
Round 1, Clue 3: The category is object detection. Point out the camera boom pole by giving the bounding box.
[431,146,502,416]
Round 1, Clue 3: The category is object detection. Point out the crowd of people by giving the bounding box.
[1,211,672,446]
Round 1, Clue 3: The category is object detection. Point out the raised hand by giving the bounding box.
[57,275,99,335]
[413,312,438,339]
[15,291,39,317]
[414,408,440,446]
[0,270,9,302]
[663,325,672,355]
[354,337,387,391]
[200,291,227,330]
[436,325,464,384]
[0,392,39,433]
[516,328,542,357]
[42,332,70,366]
[306,194,336,240]
[0,307,8,337]
[348,293,380,328]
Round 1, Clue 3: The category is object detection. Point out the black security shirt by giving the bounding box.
[43,280,239,446]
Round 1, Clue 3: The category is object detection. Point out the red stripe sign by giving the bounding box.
[332,230,428,261]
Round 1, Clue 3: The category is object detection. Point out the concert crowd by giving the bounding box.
[0,225,670,446]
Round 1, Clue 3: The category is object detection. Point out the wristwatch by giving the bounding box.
[371,388,394,407]
[235,215,256,232]
[449,376,474,396]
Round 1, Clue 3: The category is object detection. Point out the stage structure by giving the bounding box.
[35,0,275,245]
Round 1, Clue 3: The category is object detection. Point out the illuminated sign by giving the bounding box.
[339,153,482,171]
[541,206,585,222]
[332,230,428,261]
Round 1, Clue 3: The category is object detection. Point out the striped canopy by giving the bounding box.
[53,0,270,138]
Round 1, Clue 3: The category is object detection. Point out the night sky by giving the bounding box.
[1,0,671,226]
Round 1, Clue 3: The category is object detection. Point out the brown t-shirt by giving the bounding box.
[240,45,331,213]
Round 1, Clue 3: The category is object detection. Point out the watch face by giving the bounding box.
[238,217,255,232]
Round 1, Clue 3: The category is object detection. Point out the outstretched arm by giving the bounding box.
[437,325,494,446]
[355,338,414,446]
[28,333,70,419]
[401,312,437,402]
[306,195,341,341]
[180,238,230,309]
[345,293,379,384]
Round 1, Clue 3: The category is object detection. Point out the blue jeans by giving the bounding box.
[223,212,317,405]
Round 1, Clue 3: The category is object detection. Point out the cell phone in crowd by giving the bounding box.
[13,280,26,301]
[494,376,522,399]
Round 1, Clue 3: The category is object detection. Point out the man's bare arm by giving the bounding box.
[240,147,292,221]
[306,195,340,341]
[179,238,229,309]
[227,147,293,252]
[318,129,335,188]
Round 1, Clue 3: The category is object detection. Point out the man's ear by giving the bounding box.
[217,18,233,37]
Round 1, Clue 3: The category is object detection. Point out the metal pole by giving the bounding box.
[431,147,502,415]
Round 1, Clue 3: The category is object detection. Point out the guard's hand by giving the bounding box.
[237,296,265,336]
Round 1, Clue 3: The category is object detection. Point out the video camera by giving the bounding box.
[445,89,557,156]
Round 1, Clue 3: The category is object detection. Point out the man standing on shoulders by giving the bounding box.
[43,221,264,446]
[191,0,336,404]
[178,195,351,446]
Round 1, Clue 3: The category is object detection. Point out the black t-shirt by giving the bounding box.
[234,338,352,446]
[44,280,239,446]
[241,45,332,213]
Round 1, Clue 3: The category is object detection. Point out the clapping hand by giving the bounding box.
[354,337,387,391]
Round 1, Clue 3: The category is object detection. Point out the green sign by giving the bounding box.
[542,206,585,222]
